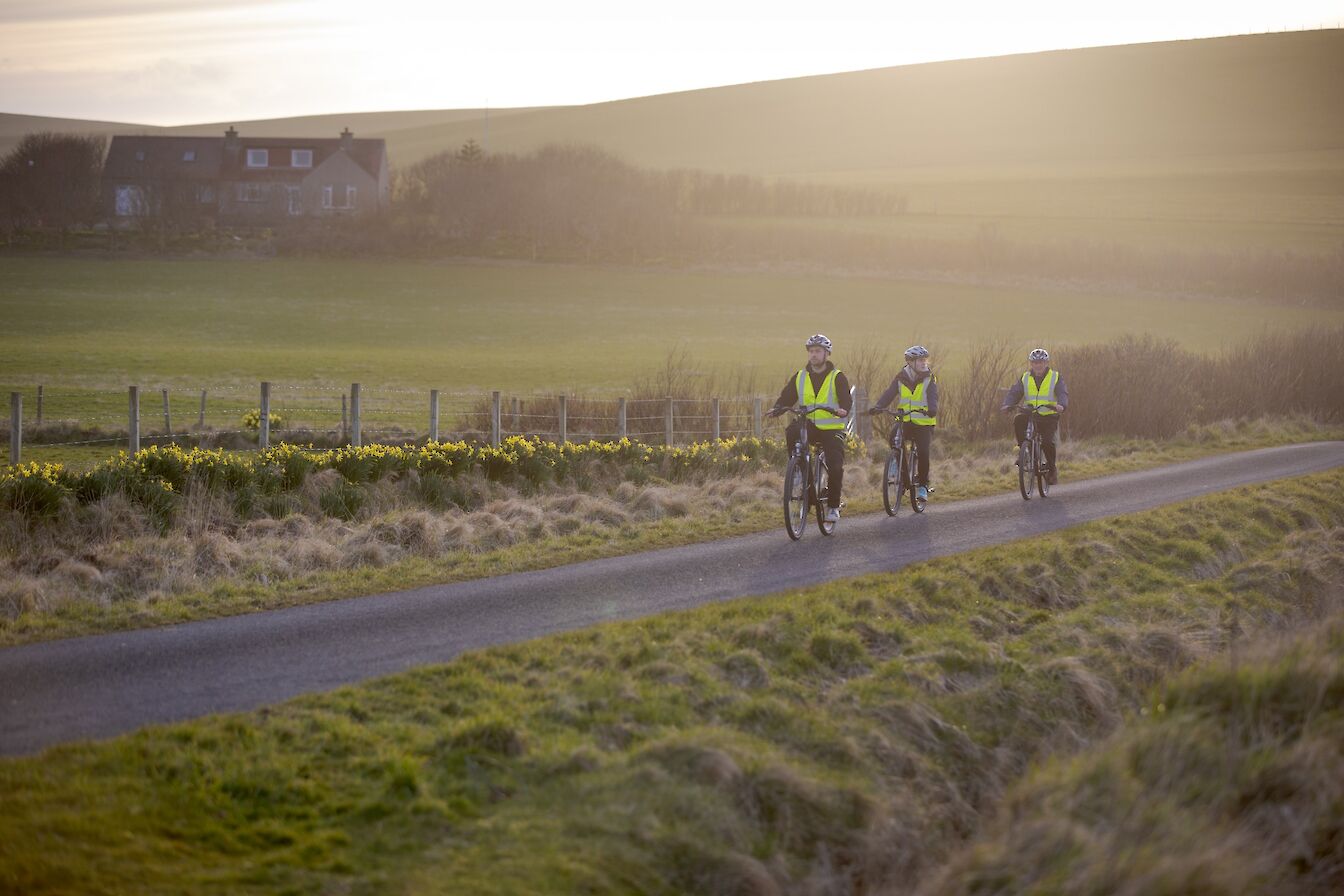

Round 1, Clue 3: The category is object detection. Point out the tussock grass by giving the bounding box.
[927,614,1344,895]
[2,470,1342,893]
[2,417,1340,646]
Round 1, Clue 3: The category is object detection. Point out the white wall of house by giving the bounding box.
[302,151,379,216]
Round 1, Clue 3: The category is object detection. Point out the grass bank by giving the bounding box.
[2,417,1339,647]
[2,468,1341,893]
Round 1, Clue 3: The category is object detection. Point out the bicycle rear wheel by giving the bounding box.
[882,449,902,516]
[783,455,807,540]
[1018,441,1034,500]
[815,454,836,536]
[909,444,927,513]
[1035,437,1050,498]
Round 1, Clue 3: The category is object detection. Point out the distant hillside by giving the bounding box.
[4,30,1340,182]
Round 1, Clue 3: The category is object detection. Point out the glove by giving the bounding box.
[766,407,785,418]
[866,407,882,416]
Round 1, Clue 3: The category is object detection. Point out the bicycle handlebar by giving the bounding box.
[770,404,843,418]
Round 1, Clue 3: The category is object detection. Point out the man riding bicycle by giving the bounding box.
[1001,347,1068,485]
[868,345,939,502]
[767,334,852,523]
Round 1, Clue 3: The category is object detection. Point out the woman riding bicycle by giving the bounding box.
[767,334,852,523]
[1001,348,1068,485]
[868,345,939,503]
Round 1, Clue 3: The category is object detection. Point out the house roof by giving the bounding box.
[220,137,386,182]
[103,133,387,182]
[103,135,223,181]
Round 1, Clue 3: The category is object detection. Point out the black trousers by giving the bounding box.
[892,424,933,486]
[786,420,846,508]
[1014,412,1059,469]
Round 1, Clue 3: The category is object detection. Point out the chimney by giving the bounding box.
[224,126,240,163]
[340,127,353,152]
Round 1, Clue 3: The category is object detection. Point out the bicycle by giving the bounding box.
[1014,405,1059,500]
[871,407,928,514]
[772,403,844,540]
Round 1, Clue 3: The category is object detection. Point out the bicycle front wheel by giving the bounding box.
[783,455,808,540]
[1018,441,1034,500]
[882,450,902,516]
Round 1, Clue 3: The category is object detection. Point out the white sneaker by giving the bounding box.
[824,507,841,523]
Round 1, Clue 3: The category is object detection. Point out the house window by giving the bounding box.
[246,149,268,168]
[288,186,302,215]
[322,185,333,209]
[291,149,312,168]
[345,186,357,208]
[197,185,215,204]
[183,150,197,162]
[115,185,145,216]
[134,150,145,162]
[237,183,265,202]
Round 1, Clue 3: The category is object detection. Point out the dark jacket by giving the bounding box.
[874,365,939,420]
[1001,368,1069,411]
[773,362,853,413]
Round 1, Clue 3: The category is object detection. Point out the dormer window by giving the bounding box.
[246,149,268,168]
[291,149,312,168]
[135,150,145,161]
[183,150,196,162]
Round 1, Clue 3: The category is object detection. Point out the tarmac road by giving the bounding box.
[3,441,1341,757]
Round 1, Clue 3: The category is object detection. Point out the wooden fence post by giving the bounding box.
[491,391,501,447]
[8,393,20,465]
[35,385,42,427]
[617,397,627,440]
[128,386,139,454]
[712,398,721,442]
[429,389,439,442]
[856,386,870,444]
[753,397,763,439]
[198,390,207,429]
[557,395,568,445]
[350,383,361,448]
[511,397,520,434]
[665,398,674,446]
[162,389,172,437]
[259,381,270,450]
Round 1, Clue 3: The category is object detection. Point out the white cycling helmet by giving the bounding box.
[805,334,833,352]
[904,345,930,361]
[1028,348,1050,362]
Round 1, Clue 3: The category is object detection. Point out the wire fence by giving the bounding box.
[3,382,877,464]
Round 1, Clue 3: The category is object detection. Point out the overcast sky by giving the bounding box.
[3,0,1342,125]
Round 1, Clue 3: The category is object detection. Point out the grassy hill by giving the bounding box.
[6,31,1340,180]
[6,31,1341,258]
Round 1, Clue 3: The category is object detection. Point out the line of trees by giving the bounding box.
[2,132,1339,306]
[0,133,107,241]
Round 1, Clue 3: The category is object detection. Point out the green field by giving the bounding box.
[3,471,1340,893]
[5,257,1341,429]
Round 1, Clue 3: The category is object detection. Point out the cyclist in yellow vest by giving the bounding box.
[767,334,852,523]
[1001,347,1068,485]
[867,345,939,502]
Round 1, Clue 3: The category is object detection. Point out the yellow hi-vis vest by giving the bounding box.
[797,367,845,430]
[899,377,937,426]
[1023,369,1060,415]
